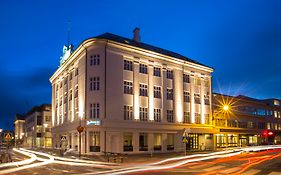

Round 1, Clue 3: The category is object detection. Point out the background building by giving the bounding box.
[24,104,52,148]
[213,93,281,148]
[50,28,214,154]
[14,114,25,146]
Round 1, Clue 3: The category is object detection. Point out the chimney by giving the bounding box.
[133,27,140,42]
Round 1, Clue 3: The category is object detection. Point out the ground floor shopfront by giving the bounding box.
[51,120,216,154]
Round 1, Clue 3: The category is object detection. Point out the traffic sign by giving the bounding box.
[182,128,189,143]
[4,133,12,141]
[61,136,67,141]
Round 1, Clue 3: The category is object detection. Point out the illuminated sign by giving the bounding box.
[87,120,101,126]
[60,44,74,66]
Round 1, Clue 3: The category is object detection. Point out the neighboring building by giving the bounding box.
[24,104,52,148]
[14,114,25,146]
[50,28,214,154]
[213,93,281,148]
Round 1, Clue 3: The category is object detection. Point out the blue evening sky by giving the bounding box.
[1,0,281,130]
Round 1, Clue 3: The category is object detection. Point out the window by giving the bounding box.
[124,81,133,94]
[194,93,201,104]
[89,132,100,152]
[124,106,133,120]
[195,113,200,124]
[74,86,78,98]
[69,90,72,101]
[139,84,148,96]
[154,86,161,98]
[195,77,201,86]
[90,54,100,66]
[154,67,161,77]
[90,103,100,119]
[140,107,148,121]
[205,114,210,124]
[90,77,100,91]
[154,133,162,151]
[204,79,210,87]
[64,78,67,85]
[183,74,190,83]
[64,93,68,103]
[69,72,73,81]
[167,110,174,123]
[183,112,190,123]
[75,68,79,76]
[139,64,148,74]
[45,116,51,122]
[124,60,133,71]
[184,91,190,102]
[167,88,173,100]
[167,134,174,150]
[154,109,161,122]
[139,133,148,151]
[123,133,133,152]
[204,95,210,105]
[166,70,173,79]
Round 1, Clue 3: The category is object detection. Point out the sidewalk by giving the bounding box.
[26,147,215,164]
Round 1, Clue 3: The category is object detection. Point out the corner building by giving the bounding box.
[50,29,214,154]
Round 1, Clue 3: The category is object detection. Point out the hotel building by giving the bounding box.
[50,28,214,154]
[213,93,281,148]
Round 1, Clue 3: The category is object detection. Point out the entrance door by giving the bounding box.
[239,138,247,147]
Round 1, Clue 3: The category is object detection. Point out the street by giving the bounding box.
[0,145,281,175]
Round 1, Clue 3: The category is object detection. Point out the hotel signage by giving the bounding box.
[87,120,101,126]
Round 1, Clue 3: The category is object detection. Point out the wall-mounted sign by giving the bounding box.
[87,120,101,126]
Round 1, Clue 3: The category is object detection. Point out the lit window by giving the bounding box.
[204,95,210,105]
[183,112,190,123]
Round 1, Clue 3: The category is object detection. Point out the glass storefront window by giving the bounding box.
[139,133,148,151]
[228,134,238,147]
[167,134,174,150]
[216,134,226,148]
[89,132,100,152]
[154,133,162,151]
[123,133,133,152]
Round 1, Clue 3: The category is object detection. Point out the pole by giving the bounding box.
[79,132,81,158]
[185,142,187,156]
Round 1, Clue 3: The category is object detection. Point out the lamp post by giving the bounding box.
[76,111,84,158]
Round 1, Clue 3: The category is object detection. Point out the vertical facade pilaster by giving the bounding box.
[162,68,167,122]
[174,69,183,123]
[133,61,140,120]
[148,64,154,121]
[190,76,195,123]
[200,77,205,124]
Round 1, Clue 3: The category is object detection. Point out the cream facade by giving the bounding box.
[24,104,52,148]
[50,30,214,154]
[14,114,25,145]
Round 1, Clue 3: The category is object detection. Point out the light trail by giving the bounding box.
[0,148,37,168]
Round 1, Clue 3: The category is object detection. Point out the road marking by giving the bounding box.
[204,165,224,171]
[220,167,241,174]
[241,169,261,175]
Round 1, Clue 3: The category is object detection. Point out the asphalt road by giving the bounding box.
[1,146,281,175]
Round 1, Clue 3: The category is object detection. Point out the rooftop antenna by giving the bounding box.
[67,19,71,47]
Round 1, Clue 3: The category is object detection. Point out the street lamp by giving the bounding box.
[223,105,229,111]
